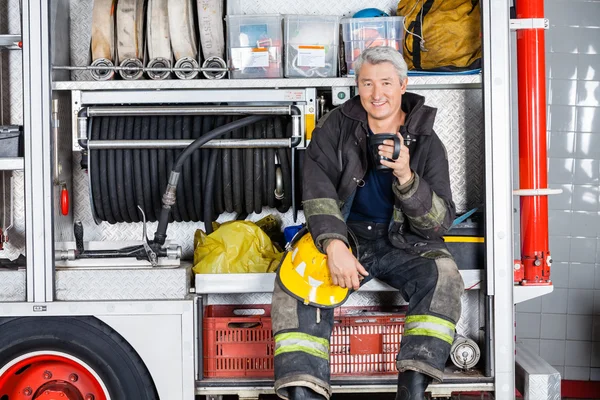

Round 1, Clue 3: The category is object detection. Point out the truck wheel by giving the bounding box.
[0,316,158,399]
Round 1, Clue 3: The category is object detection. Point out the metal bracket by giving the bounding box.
[1,173,14,241]
[0,34,22,50]
[513,188,562,196]
[514,285,554,304]
[137,205,158,267]
[0,125,21,135]
[510,18,549,30]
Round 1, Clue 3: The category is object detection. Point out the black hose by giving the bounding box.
[165,117,181,222]
[90,117,105,222]
[107,117,122,223]
[201,116,212,196]
[114,116,130,222]
[231,122,244,214]
[88,115,294,239]
[173,116,189,222]
[244,123,254,214]
[297,148,305,211]
[140,117,156,222]
[156,116,168,222]
[155,115,268,244]
[192,116,203,220]
[99,117,116,223]
[132,117,146,222]
[213,115,226,216]
[275,117,292,213]
[123,117,139,222]
[182,116,197,221]
[173,116,186,218]
[148,116,161,221]
[253,121,263,214]
[204,149,219,234]
[265,118,276,208]
[222,116,233,213]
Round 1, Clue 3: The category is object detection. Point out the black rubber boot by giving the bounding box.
[396,370,433,400]
[288,386,326,400]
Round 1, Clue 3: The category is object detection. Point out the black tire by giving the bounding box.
[0,316,158,399]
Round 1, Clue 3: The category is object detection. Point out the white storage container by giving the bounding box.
[226,14,283,79]
[284,15,340,78]
[341,16,405,75]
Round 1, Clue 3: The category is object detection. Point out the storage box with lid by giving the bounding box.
[341,16,405,75]
[284,15,340,78]
[0,126,23,157]
[226,14,283,79]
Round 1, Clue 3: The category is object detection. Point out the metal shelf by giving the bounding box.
[194,270,482,294]
[52,74,481,91]
[0,34,21,50]
[0,157,24,170]
[513,284,554,304]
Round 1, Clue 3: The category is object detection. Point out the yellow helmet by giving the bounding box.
[276,229,349,308]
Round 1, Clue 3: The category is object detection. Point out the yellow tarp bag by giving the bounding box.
[193,221,282,274]
[398,0,482,71]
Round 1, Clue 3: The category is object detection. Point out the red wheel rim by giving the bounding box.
[0,352,109,400]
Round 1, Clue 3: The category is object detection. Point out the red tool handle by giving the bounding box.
[61,186,69,216]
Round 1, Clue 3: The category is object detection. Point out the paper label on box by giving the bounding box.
[284,90,304,101]
[230,47,270,69]
[297,45,326,67]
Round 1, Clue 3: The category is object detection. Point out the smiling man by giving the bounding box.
[271,46,464,400]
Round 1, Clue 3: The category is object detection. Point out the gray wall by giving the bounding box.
[515,0,600,381]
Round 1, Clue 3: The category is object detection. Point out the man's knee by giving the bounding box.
[429,257,464,323]
[272,280,300,333]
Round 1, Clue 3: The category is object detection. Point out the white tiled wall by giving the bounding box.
[515,0,600,381]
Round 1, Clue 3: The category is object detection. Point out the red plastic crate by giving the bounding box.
[203,305,406,379]
[330,309,406,376]
[203,305,274,378]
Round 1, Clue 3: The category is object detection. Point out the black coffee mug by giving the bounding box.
[368,133,401,170]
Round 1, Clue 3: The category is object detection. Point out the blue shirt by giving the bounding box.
[348,130,395,224]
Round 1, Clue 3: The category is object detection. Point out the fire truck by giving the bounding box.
[0,0,559,399]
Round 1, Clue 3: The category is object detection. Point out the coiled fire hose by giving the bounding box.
[197,0,227,79]
[168,0,200,79]
[90,0,116,81]
[116,0,146,80]
[146,0,173,80]
[87,116,294,234]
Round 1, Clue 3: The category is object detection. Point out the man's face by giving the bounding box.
[357,61,408,122]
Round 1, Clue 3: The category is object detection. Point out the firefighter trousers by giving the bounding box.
[272,223,464,400]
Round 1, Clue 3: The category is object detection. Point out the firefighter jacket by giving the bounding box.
[302,92,456,253]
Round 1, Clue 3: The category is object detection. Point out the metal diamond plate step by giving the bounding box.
[0,269,26,302]
[55,264,192,300]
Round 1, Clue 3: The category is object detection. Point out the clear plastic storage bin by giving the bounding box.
[226,14,283,79]
[341,16,404,75]
[284,15,340,78]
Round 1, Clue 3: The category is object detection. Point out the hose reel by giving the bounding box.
[86,114,295,227]
[74,105,303,265]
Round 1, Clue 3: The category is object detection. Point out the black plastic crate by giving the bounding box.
[0,125,23,157]
[446,211,484,270]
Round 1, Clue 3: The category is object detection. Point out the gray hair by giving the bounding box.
[354,46,408,82]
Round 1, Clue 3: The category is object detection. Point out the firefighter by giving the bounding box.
[272,46,464,400]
